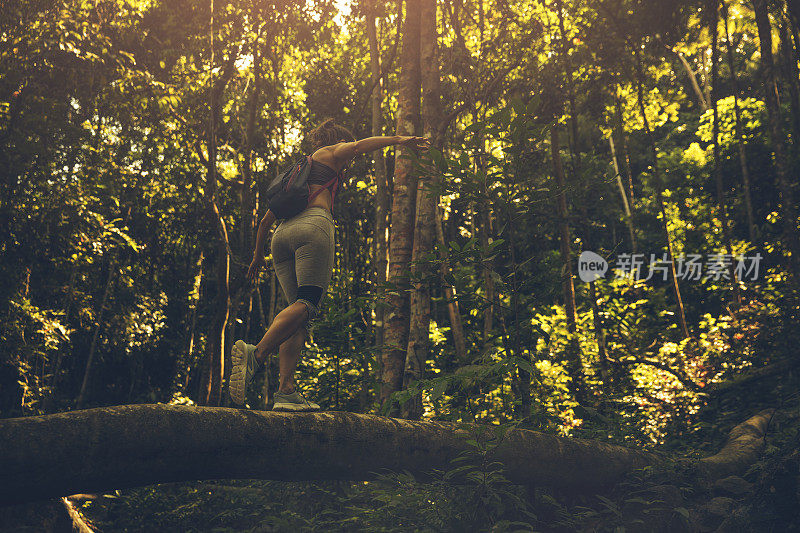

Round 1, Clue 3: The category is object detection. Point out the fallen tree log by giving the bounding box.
[698,409,774,478]
[0,405,772,504]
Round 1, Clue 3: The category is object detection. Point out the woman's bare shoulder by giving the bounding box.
[311,145,344,171]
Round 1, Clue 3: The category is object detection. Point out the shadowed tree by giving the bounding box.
[382,0,421,409]
[752,0,800,281]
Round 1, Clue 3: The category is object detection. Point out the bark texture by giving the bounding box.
[403,0,443,418]
[201,0,237,405]
[382,0,421,406]
[0,405,773,505]
[0,405,651,503]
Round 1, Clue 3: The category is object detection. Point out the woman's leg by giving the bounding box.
[253,301,308,365]
[277,326,306,393]
[259,208,335,403]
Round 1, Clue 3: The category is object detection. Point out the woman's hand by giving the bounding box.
[247,255,266,283]
[398,136,431,151]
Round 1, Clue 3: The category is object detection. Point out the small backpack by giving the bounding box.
[265,155,341,220]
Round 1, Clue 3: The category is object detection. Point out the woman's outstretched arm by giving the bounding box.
[247,209,277,282]
[332,135,429,162]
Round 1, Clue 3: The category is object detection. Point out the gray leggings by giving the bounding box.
[270,206,335,320]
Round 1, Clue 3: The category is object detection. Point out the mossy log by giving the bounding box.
[0,405,772,504]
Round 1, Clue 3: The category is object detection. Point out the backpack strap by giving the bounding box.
[307,159,344,204]
[308,174,339,202]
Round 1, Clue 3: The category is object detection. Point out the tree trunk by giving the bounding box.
[382,0,421,408]
[367,3,390,351]
[480,208,495,348]
[0,405,772,504]
[550,124,586,405]
[752,0,800,281]
[403,0,441,419]
[710,0,742,304]
[241,27,262,264]
[780,22,800,147]
[614,93,635,203]
[46,256,81,408]
[701,45,712,107]
[435,206,467,363]
[589,281,610,388]
[201,0,235,406]
[173,251,203,396]
[675,50,709,111]
[722,0,756,243]
[609,134,636,252]
[75,259,116,409]
[633,49,690,339]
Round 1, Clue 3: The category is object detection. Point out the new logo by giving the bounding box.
[578,251,608,282]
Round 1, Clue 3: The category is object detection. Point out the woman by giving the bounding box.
[230,118,429,411]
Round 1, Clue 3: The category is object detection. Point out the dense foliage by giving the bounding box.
[2,0,800,530]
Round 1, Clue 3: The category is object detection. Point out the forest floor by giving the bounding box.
[1,362,798,532]
[6,364,793,532]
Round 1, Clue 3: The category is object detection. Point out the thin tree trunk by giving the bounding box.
[368,3,390,351]
[75,259,115,409]
[675,50,709,111]
[243,294,253,341]
[435,206,467,363]
[403,0,440,419]
[701,45,712,106]
[174,251,203,395]
[256,267,278,411]
[46,258,80,406]
[790,10,800,68]
[255,285,271,409]
[553,2,588,404]
[556,0,581,164]
[752,0,800,280]
[551,124,586,405]
[710,0,742,304]
[614,94,634,203]
[633,49,690,339]
[382,0,421,409]
[589,282,610,388]
[780,21,800,147]
[480,208,495,348]
[722,0,756,243]
[241,27,262,263]
[506,152,529,418]
[201,0,236,406]
[609,134,636,252]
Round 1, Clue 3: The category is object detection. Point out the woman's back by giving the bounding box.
[306,146,345,212]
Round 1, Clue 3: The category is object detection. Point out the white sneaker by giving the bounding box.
[230,340,259,405]
[272,390,320,412]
